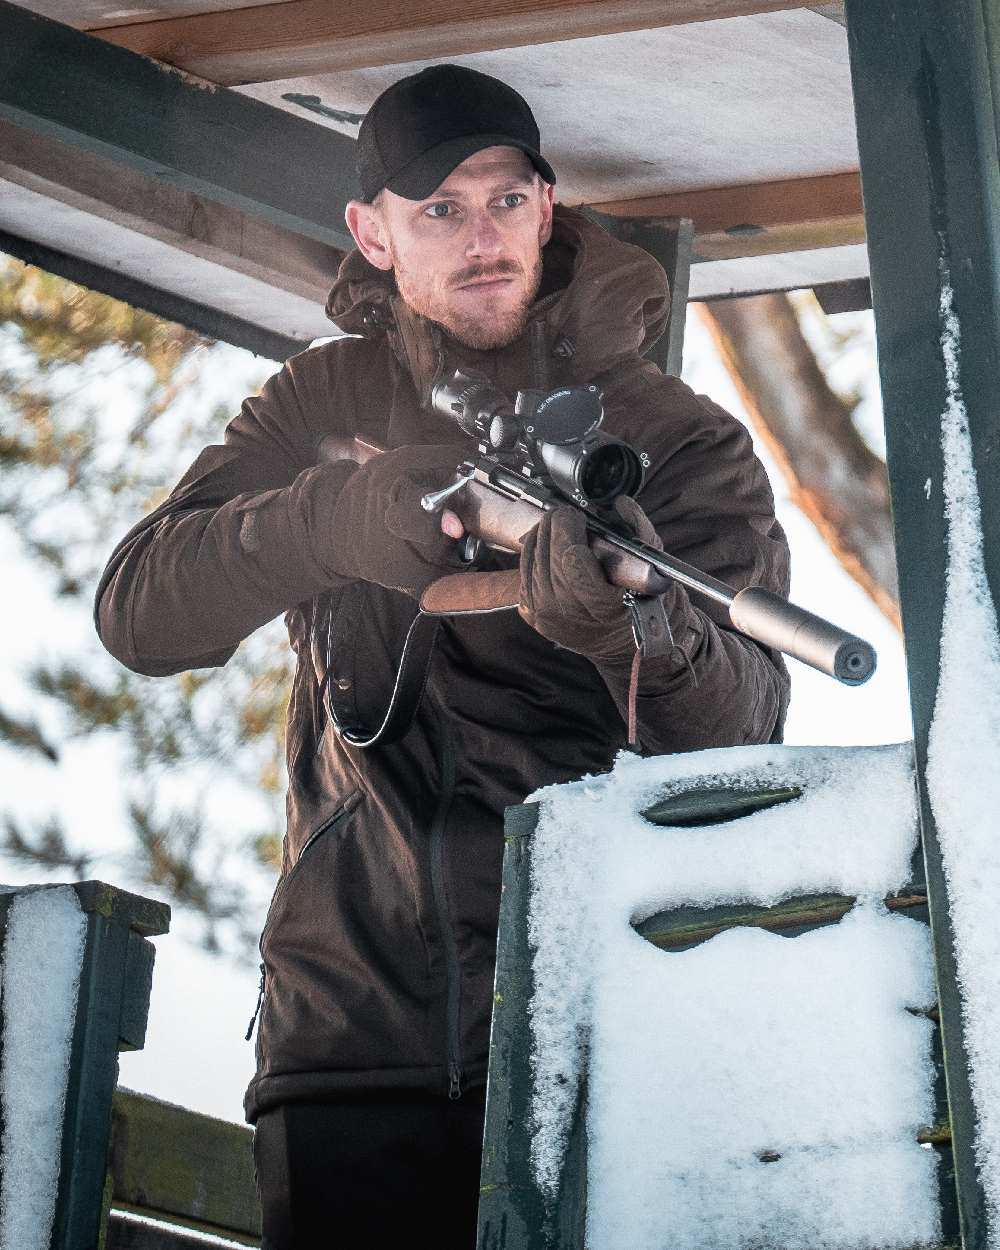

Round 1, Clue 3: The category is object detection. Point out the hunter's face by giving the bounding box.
[347,147,555,350]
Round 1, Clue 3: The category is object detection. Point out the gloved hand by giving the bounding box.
[323,445,469,597]
[518,497,671,664]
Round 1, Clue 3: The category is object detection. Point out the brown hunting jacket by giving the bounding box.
[95,206,791,1121]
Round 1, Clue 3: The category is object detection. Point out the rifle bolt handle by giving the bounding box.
[421,470,475,513]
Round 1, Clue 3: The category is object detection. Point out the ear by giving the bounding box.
[345,200,394,272]
[538,181,556,247]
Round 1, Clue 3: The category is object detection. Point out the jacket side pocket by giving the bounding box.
[259,788,363,954]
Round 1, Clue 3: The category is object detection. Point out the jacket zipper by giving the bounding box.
[428,711,463,1098]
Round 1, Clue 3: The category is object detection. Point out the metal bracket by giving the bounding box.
[625,591,675,658]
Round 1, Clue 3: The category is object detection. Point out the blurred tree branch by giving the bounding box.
[0,257,284,955]
[0,707,58,761]
[697,294,900,629]
[3,815,92,877]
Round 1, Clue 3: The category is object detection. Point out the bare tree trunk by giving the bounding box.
[696,294,900,630]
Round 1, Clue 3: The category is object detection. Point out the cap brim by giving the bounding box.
[383,133,556,200]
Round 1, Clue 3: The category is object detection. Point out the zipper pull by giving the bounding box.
[245,963,266,1041]
[448,1061,463,1101]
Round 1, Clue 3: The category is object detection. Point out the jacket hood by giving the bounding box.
[325,206,670,400]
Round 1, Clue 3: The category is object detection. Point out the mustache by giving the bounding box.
[451,261,522,287]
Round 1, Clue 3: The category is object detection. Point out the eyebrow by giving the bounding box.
[427,173,537,201]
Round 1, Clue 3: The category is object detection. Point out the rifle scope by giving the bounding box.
[431,369,644,508]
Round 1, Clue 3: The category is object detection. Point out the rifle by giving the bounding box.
[321,369,877,692]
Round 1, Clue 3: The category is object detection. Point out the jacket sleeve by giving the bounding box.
[594,367,792,752]
[94,345,358,677]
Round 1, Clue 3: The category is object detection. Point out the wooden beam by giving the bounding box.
[587,171,865,260]
[0,119,340,312]
[110,1089,259,1242]
[813,276,871,314]
[1,228,315,361]
[0,1,356,249]
[93,0,801,87]
[690,244,870,300]
[807,1,846,25]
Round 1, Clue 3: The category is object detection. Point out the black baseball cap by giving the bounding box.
[356,65,556,203]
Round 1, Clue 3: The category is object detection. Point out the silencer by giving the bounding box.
[729,586,876,685]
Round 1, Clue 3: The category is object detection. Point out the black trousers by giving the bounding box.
[253,1087,488,1249]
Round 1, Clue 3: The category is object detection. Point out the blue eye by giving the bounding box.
[500,193,526,208]
[426,202,452,218]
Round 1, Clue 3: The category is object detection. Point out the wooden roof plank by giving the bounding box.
[93,0,803,86]
[589,171,865,259]
[589,171,863,235]
[0,0,356,248]
[0,118,340,303]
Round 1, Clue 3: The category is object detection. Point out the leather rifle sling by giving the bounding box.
[326,570,520,749]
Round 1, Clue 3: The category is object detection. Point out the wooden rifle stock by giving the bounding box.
[317,434,877,685]
[319,433,665,591]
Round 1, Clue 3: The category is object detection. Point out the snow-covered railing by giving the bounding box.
[0,881,263,1250]
[478,745,958,1250]
[0,881,169,1250]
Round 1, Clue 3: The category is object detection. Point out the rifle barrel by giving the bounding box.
[321,436,877,687]
[594,526,876,686]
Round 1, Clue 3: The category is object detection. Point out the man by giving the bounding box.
[96,64,790,1247]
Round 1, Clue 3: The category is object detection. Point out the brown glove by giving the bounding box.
[518,497,676,665]
[323,445,469,597]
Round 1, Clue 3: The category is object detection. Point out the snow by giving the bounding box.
[925,277,1000,1244]
[113,1210,247,1246]
[0,885,87,1250]
[527,744,939,1249]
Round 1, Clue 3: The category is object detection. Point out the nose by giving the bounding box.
[465,209,503,260]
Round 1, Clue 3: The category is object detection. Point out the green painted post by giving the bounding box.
[478,780,947,1246]
[843,3,1000,1245]
[0,881,170,1250]
[53,884,170,1250]
[478,803,587,1249]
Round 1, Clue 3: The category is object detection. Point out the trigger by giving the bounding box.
[459,535,482,564]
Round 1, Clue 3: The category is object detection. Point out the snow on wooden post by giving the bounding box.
[844,2,1000,1246]
[479,745,952,1250]
[0,881,170,1250]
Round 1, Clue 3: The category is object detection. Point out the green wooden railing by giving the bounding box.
[0,753,975,1250]
[107,1090,259,1247]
